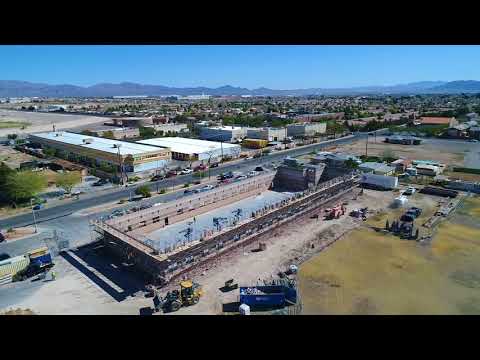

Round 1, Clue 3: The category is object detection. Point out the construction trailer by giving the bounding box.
[360,173,398,190]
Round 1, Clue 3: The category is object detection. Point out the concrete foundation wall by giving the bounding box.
[107,172,275,233]
[97,173,358,286]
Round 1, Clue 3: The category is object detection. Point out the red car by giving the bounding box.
[194,164,207,171]
[166,170,177,178]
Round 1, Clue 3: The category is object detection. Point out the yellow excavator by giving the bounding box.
[154,280,203,313]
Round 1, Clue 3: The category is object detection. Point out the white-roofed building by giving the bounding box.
[28,131,171,174]
[137,137,241,162]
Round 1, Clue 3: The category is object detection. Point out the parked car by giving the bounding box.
[407,207,422,218]
[400,213,415,223]
[184,189,195,195]
[194,164,207,171]
[32,204,44,211]
[403,186,416,195]
[254,166,264,172]
[180,168,193,175]
[235,175,248,181]
[151,174,165,182]
[469,139,479,143]
[166,170,178,178]
[209,162,219,168]
[247,171,258,177]
[93,179,108,186]
[201,185,214,191]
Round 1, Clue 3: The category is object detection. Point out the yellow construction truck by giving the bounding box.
[153,280,203,313]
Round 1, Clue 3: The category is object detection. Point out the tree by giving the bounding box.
[135,185,151,198]
[0,162,15,203]
[139,127,156,139]
[43,147,56,158]
[101,130,115,139]
[81,130,98,137]
[56,171,81,194]
[4,171,47,206]
[344,158,359,169]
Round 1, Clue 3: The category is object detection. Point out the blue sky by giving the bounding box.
[1,45,480,89]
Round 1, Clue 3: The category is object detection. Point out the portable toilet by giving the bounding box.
[239,303,251,315]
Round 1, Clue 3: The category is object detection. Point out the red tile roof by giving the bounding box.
[419,117,454,125]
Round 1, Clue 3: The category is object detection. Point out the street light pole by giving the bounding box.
[30,198,38,233]
[365,133,369,158]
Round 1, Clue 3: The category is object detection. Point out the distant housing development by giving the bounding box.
[28,131,171,174]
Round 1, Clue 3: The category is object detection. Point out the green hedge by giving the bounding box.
[452,167,480,174]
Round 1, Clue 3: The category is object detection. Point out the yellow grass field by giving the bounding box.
[299,195,480,314]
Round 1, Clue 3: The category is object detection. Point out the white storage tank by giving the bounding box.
[393,195,408,208]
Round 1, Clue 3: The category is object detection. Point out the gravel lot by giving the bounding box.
[0,109,108,137]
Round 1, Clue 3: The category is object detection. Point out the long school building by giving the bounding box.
[28,131,171,174]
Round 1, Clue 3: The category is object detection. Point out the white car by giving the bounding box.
[403,186,416,195]
[235,175,248,181]
[180,168,193,175]
[247,171,258,177]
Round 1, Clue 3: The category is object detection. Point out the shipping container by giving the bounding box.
[0,255,30,278]
[239,284,298,308]
[242,139,269,149]
[420,186,458,198]
[28,247,49,258]
[29,253,52,267]
[360,173,398,190]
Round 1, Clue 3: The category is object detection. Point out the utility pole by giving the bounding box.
[30,198,38,233]
[115,144,123,186]
[365,133,369,158]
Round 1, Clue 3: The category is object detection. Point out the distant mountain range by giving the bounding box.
[2,80,480,98]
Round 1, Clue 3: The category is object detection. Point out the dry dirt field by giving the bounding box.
[299,195,480,315]
[330,136,465,165]
[0,145,36,169]
[0,110,108,137]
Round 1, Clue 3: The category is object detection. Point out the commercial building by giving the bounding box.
[137,137,241,162]
[391,159,412,173]
[358,162,395,176]
[28,132,171,174]
[96,127,140,139]
[273,157,326,191]
[416,164,440,176]
[111,116,170,128]
[199,126,247,142]
[246,127,286,142]
[286,122,327,137]
[447,124,470,138]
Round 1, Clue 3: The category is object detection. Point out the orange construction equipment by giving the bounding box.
[324,204,346,220]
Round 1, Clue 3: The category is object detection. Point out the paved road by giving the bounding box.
[0,133,370,230]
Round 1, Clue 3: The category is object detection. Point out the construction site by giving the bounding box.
[91,162,359,291]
